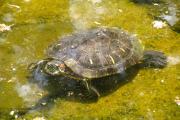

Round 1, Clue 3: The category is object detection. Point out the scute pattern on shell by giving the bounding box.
[47,27,143,79]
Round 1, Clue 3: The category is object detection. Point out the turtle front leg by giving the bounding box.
[82,79,100,100]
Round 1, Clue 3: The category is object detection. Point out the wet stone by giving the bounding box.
[150,2,179,33]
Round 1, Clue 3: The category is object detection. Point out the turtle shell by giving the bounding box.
[47,27,144,79]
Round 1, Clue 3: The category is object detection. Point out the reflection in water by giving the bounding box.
[69,0,105,30]
[15,82,44,107]
[18,60,139,113]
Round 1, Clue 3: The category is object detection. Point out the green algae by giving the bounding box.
[0,0,180,119]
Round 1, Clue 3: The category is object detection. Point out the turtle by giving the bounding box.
[29,27,167,99]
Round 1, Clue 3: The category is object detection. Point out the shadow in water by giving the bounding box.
[24,63,140,113]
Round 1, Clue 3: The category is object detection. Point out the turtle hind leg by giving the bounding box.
[142,50,167,68]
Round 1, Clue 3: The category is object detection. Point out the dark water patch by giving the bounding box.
[130,0,161,4]
[0,109,13,120]
[171,20,180,33]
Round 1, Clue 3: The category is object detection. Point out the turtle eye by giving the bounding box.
[44,62,60,75]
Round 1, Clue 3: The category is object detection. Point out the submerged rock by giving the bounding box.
[159,3,179,32]
[147,2,179,32]
[160,3,178,26]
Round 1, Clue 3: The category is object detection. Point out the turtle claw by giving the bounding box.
[81,79,100,101]
[90,86,100,97]
[82,86,100,102]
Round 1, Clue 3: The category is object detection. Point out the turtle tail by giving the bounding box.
[141,50,167,68]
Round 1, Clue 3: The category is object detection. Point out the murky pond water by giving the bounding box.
[0,0,180,119]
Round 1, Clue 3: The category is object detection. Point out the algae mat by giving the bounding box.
[0,0,179,119]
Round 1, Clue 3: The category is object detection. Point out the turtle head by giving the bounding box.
[44,59,66,76]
